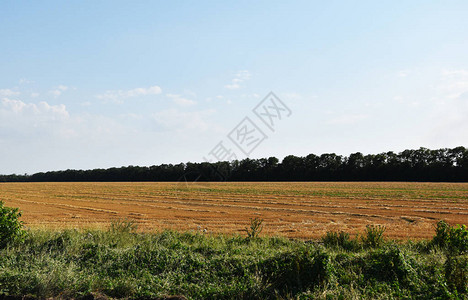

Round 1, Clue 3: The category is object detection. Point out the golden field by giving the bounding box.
[1,181,467,239]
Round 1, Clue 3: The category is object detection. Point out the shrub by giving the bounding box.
[432,220,468,254]
[432,220,450,248]
[448,225,468,254]
[322,231,358,251]
[445,254,468,294]
[245,217,263,239]
[364,247,416,285]
[362,225,386,248]
[258,248,331,295]
[0,201,25,248]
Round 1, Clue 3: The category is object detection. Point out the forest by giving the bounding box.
[1,146,468,182]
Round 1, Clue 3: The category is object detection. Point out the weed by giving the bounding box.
[245,217,263,239]
[362,224,386,248]
[322,231,358,251]
[109,218,138,234]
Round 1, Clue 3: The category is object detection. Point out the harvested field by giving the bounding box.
[1,182,467,239]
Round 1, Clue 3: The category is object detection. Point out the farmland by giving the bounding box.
[1,182,467,239]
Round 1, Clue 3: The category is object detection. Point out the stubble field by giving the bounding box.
[1,181,467,239]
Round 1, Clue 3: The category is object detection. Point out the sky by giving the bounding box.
[1,1,468,174]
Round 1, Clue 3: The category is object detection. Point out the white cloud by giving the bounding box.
[166,93,196,107]
[422,69,468,146]
[327,114,368,125]
[225,83,240,90]
[49,85,69,97]
[438,69,468,99]
[0,89,20,97]
[441,70,468,77]
[30,92,40,98]
[1,97,69,118]
[224,70,251,90]
[398,70,410,77]
[19,78,34,84]
[392,96,419,107]
[153,108,215,132]
[96,85,162,102]
[281,93,303,101]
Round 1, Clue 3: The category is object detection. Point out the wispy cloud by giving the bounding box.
[166,93,196,107]
[0,89,20,97]
[397,70,410,77]
[153,108,215,132]
[327,114,368,125]
[19,78,34,84]
[422,69,468,146]
[49,85,69,97]
[439,69,468,99]
[96,85,162,103]
[225,70,251,90]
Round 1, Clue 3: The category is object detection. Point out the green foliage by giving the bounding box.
[432,220,468,254]
[433,220,451,248]
[321,231,358,251]
[0,224,467,299]
[445,254,468,295]
[447,224,468,254]
[258,248,331,294]
[363,247,416,284]
[362,224,386,248]
[109,218,138,234]
[244,217,263,239]
[0,201,25,248]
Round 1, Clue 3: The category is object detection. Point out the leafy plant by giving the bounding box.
[245,217,263,239]
[432,220,450,248]
[364,247,416,285]
[445,254,468,294]
[432,220,468,254]
[448,225,468,254]
[258,248,331,294]
[362,225,386,248]
[109,218,138,234]
[322,231,357,251]
[0,201,25,248]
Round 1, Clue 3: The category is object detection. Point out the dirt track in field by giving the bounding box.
[1,182,467,239]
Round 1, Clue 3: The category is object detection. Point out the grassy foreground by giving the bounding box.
[0,224,467,299]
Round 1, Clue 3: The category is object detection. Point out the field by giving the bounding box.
[1,181,467,240]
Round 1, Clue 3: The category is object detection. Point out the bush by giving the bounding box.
[432,220,468,254]
[445,254,468,294]
[0,201,25,248]
[364,247,416,285]
[322,231,358,251]
[362,225,386,248]
[448,225,468,254]
[432,220,450,248]
[258,248,331,295]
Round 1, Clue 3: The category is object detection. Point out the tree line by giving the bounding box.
[1,146,468,182]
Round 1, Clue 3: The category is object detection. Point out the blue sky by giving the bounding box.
[1,1,468,174]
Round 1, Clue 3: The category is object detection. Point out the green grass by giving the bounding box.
[0,226,467,299]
